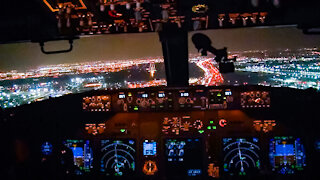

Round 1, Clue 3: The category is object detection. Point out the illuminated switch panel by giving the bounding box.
[253,120,276,133]
[241,91,270,108]
[155,91,167,110]
[135,91,154,110]
[208,89,229,109]
[116,92,134,112]
[85,123,106,135]
[178,90,194,109]
[193,89,208,110]
[162,116,205,135]
[82,95,111,111]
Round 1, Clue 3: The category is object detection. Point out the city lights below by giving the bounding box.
[0,48,319,109]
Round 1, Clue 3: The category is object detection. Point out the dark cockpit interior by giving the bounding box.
[1,0,320,180]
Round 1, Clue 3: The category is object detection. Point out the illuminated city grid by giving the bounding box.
[0,48,319,108]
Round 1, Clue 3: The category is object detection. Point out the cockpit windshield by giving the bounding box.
[1,26,320,108]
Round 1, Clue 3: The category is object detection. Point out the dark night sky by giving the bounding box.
[0,26,320,71]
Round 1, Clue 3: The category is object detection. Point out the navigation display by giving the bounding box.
[100,139,136,176]
[223,138,261,176]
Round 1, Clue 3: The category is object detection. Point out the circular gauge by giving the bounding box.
[157,98,164,104]
[171,117,181,128]
[141,99,150,107]
[117,99,124,105]
[254,98,264,104]
[262,92,268,98]
[143,160,158,175]
[223,138,261,176]
[193,120,203,130]
[182,121,191,131]
[192,4,208,13]
[41,142,53,156]
[84,97,90,104]
[179,97,186,104]
[100,140,136,176]
[127,96,133,103]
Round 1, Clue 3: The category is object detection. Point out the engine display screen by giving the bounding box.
[143,140,157,156]
[269,137,306,174]
[100,139,136,176]
[223,138,261,176]
[63,140,93,174]
[165,138,203,177]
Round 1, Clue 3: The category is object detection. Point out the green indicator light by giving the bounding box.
[210,121,214,124]
[120,129,126,133]
[134,106,138,111]
[198,130,204,134]
[212,126,217,130]
[207,126,211,130]
[217,93,221,97]
[223,97,226,100]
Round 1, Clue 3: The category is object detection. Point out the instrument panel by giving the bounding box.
[8,86,319,180]
[40,135,309,179]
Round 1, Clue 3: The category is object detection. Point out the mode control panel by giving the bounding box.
[82,86,271,112]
